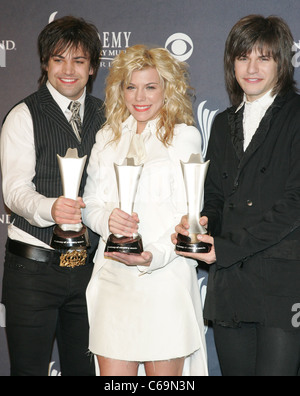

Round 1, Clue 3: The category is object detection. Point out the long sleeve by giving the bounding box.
[215,120,300,268]
[83,128,115,240]
[140,124,203,274]
[1,103,56,228]
[201,116,225,236]
[83,120,204,274]
[205,98,300,269]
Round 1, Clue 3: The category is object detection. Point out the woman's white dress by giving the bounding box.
[83,116,208,376]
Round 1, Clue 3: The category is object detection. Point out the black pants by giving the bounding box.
[2,251,95,376]
[213,323,300,376]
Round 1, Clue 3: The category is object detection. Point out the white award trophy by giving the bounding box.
[176,153,211,253]
[105,157,144,254]
[51,148,89,266]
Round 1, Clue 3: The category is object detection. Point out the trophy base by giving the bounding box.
[50,225,89,251]
[176,233,211,253]
[105,234,144,255]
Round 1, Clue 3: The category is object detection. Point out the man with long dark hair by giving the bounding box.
[173,15,300,376]
[0,16,105,376]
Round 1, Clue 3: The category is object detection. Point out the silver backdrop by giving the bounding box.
[1,0,300,376]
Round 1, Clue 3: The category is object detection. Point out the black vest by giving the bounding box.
[10,84,105,246]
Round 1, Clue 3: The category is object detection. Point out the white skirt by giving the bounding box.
[87,250,208,376]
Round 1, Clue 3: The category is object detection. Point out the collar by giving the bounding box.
[235,89,276,113]
[122,115,159,135]
[46,81,86,119]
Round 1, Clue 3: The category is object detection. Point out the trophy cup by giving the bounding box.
[105,157,144,254]
[51,148,89,267]
[176,153,211,253]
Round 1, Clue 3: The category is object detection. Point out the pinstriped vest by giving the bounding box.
[10,84,105,246]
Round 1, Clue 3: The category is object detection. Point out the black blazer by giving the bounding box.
[202,91,300,330]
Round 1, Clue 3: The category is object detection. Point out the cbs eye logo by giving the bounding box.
[165,33,194,62]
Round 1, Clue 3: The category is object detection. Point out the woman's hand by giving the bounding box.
[105,251,153,267]
[108,208,139,237]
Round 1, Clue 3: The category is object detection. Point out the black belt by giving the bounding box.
[7,238,61,263]
[6,238,88,268]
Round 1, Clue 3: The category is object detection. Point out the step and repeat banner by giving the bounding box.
[1,0,300,376]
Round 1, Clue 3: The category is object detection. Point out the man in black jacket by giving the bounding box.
[0,16,105,376]
[173,15,300,376]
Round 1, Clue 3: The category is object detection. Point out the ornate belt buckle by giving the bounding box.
[59,249,87,268]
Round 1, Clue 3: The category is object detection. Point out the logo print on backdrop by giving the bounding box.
[197,101,219,158]
[292,41,300,68]
[48,12,131,69]
[49,11,58,23]
[0,214,10,224]
[100,32,131,68]
[0,304,5,328]
[198,277,208,334]
[0,40,16,68]
[165,33,193,61]
[0,43,5,68]
[48,361,61,376]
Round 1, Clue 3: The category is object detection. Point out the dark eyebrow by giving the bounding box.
[259,54,273,58]
[51,54,88,60]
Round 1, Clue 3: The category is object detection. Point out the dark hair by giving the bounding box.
[224,15,296,107]
[38,16,102,92]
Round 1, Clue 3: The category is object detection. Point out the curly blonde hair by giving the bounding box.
[104,45,195,146]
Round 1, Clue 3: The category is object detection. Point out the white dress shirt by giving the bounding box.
[0,81,86,248]
[236,90,276,151]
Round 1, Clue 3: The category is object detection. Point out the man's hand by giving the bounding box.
[171,215,208,244]
[172,215,216,265]
[176,234,217,265]
[51,196,85,225]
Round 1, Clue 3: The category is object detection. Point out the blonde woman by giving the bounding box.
[83,45,208,376]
